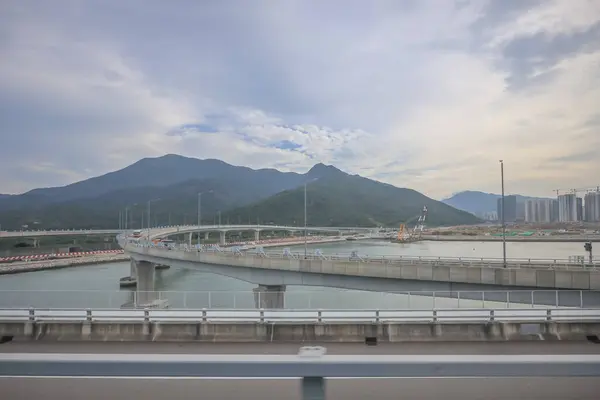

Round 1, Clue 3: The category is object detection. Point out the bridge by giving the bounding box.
[0,224,374,242]
[118,231,600,309]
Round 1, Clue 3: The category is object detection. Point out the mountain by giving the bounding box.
[442,191,552,215]
[223,169,480,227]
[0,157,480,230]
[0,154,306,211]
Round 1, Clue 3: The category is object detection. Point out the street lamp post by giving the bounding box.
[304,182,308,258]
[146,198,160,238]
[500,160,507,268]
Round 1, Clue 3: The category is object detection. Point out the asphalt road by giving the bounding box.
[2,341,600,354]
[1,342,599,399]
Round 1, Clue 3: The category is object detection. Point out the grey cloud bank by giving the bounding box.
[0,0,598,199]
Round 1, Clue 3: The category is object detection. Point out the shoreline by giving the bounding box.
[420,235,600,243]
[0,254,129,276]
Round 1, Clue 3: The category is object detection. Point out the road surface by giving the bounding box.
[1,342,599,399]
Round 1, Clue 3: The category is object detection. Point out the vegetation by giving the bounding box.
[0,155,480,230]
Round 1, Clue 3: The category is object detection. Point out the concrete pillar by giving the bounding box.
[219,231,226,245]
[253,285,286,309]
[254,230,260,241]
[32,239,40,248]
[204,232,209,240]
[135,260,168,308]
[187,233,193,246]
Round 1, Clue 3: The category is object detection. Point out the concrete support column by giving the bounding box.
[136,260,155,306]
[204,232,209,240]
[253,284,286,309]
[254,230,260,241]
[187,233,193,246]
[135,260,168,308]
[219,231,226,245]
[32,239,40,248]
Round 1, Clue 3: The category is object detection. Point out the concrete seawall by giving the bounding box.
[0,254,129,275]
[421,235,600,243]
[1,320,598,342]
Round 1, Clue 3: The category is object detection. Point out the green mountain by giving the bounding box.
[0,157,480,230]
[222,166,480,227]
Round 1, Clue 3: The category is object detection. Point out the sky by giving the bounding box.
[0,0,599,200]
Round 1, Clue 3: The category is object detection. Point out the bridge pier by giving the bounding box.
[254,231,260,241]
[204,232,209,240]
[253,285,286,309]
[119,259,138,287]
[134,260,168,308]
[219,231,226,245]
[187,233,193,246]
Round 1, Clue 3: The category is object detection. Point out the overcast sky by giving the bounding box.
[1,0,599,199]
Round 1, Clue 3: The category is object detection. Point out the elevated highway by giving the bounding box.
[0,224,373,243]
[118,232,600,308]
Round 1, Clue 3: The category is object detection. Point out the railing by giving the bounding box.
[124,240,600,269]
[1,224,373,237]
[1,307,599,323]
[1,290,598,310]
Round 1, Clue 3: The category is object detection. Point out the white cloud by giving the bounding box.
[0,0,598,200]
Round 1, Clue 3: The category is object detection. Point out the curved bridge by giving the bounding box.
[118,231,600,309]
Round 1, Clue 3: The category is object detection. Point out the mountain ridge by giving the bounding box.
[0,155,480,229]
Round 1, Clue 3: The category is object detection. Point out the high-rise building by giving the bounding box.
[550,199,559,222]
[558,194,578,222]
[577,197,583,221]
[497,195,517,223]
[584,191,600,222]
[525,199,555,223]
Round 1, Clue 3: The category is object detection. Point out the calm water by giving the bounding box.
[0,240,591,309]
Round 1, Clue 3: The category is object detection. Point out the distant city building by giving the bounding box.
[478,211,498,221]
[525,199,557,223]
[516,201,526,221]
[497,195,517,223]
[558,194,579,222]
[577,197,583,221]
[584,191,600,222]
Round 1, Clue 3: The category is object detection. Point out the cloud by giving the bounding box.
[0,0,598,199]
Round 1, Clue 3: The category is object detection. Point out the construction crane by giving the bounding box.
[396,206,428,242]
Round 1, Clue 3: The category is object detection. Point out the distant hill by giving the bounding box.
[442,191,552,215]
[0,156,480,230]
[223,168,480,227]
[0,154,306,211]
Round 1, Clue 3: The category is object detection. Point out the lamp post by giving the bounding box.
[304,182,308,258]
[500,160,506,268]
[146,198,160,238]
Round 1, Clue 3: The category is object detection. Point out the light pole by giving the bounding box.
[304,182,308,258]
[500,160,507,268]
[146,198,160,238]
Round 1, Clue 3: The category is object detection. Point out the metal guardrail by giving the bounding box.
[122,239,600,269]
[1,308,599,323]
[1,289,598,310]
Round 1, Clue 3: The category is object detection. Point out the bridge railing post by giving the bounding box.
[28,307,35,322]
[546,309,552,321]
[86,309,92,322]
[432,310,438,323]
[489,309,495,322]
